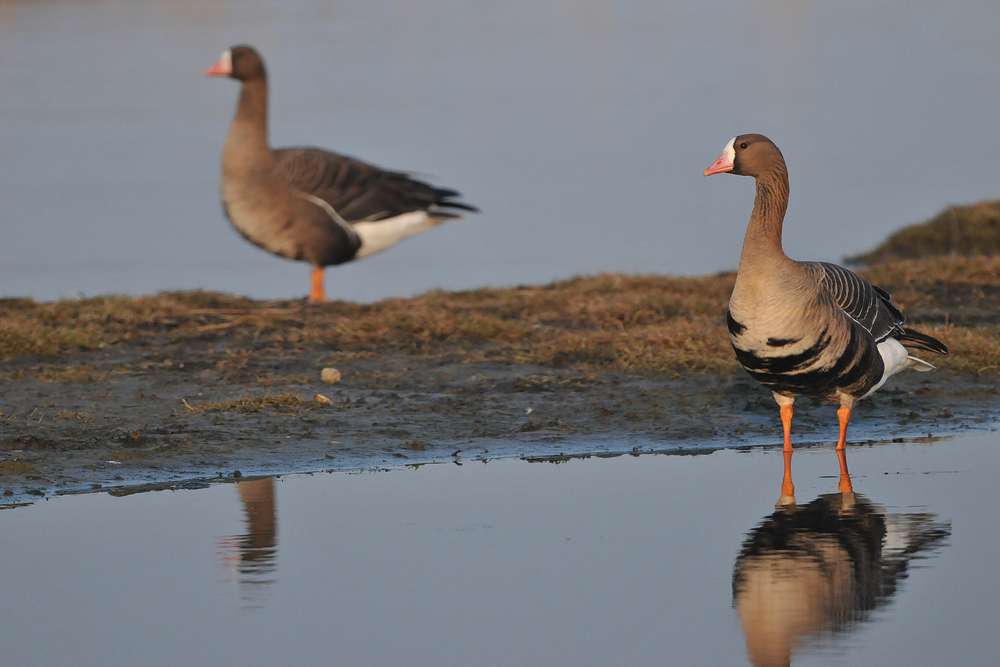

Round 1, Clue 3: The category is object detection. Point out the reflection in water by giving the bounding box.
[217,478,278,604]
[733,481,950,666]
[780,440,854,502]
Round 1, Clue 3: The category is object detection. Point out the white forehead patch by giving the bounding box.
[722,137,736,163]
[221,49,232,71]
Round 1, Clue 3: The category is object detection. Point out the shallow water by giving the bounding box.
[2,1,1000,301]
[2,432,998,666]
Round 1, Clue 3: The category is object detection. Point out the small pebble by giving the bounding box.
[233,470,242,479]
[315,393,333,405]
[321,367,342,384]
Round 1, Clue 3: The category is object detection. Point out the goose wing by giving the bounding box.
[802,262,904,342]
[805,262,948,355]
[274,147,477,223]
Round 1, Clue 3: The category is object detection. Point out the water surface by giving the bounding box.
[1,432,997,665]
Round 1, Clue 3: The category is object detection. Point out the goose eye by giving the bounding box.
[739,142,748,149]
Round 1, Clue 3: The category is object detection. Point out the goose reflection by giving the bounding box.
[217,477,278,601]
[734,453,950,666]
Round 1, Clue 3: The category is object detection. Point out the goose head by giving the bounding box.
[205,45,267,82]
[704,134,784,178]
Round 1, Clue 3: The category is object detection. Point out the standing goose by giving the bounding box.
[205,46,477,301]
[703,134,947,492]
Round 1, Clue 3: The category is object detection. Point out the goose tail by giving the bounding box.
[907,355,936,372]
[898,328,948,355]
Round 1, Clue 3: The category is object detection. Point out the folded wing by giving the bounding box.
[803,262,947,355]
[274,148,478,223]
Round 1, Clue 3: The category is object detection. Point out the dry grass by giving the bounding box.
[0,292,269,358]
[110,450,150,460]
[2,261,1000,377]
[0,462,39,475]
[861,255,1000,285]
[181,392,318,415]
[34,365,110,384]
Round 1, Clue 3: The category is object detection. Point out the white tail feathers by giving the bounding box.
[863,337,935,399]
[352,211,444,259]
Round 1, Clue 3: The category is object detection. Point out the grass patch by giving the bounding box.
[110,450,149,460]
[182,393,316,415]
[34,365,109,384]
[3,262,1000,376]
[0,463,39,475]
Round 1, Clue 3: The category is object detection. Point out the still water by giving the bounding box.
[1,433,998,666]
[2,1,1000,301]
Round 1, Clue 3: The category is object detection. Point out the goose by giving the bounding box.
[703,134,947,490]
[205,46,477,301]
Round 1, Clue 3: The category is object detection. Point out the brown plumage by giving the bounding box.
[205,45,477,301]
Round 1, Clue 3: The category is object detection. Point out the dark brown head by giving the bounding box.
[204,45,267,82]
[703,134,785,178]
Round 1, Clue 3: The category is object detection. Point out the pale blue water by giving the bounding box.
[1,1,999,301]
[1,433,998,666]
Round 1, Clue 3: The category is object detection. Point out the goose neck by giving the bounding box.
[229,78,270,152]
[740,167,790,264]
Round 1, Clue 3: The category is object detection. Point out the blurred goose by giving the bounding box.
[205,45,477,301]
[703,134,947,484]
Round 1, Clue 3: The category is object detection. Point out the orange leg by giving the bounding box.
[836,406,851,451]
[837,446,853,494]
[780,404,793,452]
[781,447,795,500]
[836,406,853,493]
[309,267,326,302]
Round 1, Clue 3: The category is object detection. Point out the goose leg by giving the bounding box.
[837,446,853,494]
[309,267,326,302]
[836,406,851,450]
[773,393,795,451]
[776,396,795,499]
[780,404,793,452]
[836,405,854,492]
[781,447,795,501]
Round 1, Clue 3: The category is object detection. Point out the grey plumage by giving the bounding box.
[801,262,903,343]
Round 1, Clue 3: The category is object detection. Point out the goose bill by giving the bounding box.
[204,50,233,77]
[703,151,734,176]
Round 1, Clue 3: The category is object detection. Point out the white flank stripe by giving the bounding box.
[298,192,359,245]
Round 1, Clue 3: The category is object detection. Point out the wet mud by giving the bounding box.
[1,338,997,506]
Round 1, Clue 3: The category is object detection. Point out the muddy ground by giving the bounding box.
[2,335,996,506]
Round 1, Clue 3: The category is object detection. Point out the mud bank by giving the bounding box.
[1,341,995,506]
